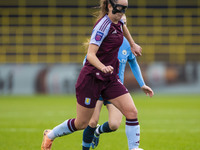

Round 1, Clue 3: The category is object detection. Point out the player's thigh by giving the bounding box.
[75,103,95,129]
[89,100,103,127]
[108,93,138,119]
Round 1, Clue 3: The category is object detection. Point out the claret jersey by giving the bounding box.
[84,15,124,81]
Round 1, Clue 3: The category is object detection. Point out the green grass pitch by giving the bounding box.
[0,94,200,150]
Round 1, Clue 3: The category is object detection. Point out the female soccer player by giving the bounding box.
[41,0,153,150]
[82,15,154,150]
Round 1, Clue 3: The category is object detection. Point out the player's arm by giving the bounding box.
[88,17,113,74]
[128,58,145,87]
[87,44,113,74]
[128,58,154,97]
[123,24,142,56]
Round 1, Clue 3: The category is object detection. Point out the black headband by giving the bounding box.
[109,0,128,14]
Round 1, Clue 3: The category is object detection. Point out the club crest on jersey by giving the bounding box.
[122,50,127,55]
[95,31,104,41]
[85,97,91,105]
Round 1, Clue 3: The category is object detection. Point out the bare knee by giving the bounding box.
[109,120,122,131]
[88,119,98,128]
[75,120,89,130]
[125,108,138,119]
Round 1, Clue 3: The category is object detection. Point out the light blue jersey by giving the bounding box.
[118,37,145,87]
[83,37,145,88]
[118,37,134,84]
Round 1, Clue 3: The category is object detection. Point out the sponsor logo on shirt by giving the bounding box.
[95,31,104,41]
[120,59,126,63]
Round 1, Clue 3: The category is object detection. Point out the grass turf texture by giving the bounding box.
[0,94,200,150]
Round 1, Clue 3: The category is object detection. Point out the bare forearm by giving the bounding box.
[123,24,135,47]
[87,53,105,71]
[87,44,114,74]
[123,24,142,56]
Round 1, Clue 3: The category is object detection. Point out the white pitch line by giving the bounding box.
[116,128,200,133]
[0,128,41,132]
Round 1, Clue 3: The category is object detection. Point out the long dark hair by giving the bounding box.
[83,0,118,50]
[94,0,118,21]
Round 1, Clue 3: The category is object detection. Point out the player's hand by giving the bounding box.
[141,85,154,97]
[131,43,142,56]
[101,65,114,74]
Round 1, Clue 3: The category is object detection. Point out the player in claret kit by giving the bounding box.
[82,14,154,150]
[41,0,153,150]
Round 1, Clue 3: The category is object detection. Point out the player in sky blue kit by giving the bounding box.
[41,0,154,150]
[82,15,154,150]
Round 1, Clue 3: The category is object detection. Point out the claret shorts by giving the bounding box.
[76,72,128,108]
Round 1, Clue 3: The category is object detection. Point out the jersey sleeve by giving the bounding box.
[128,58,145,87]
[127,47,135,61]
[89,17,111,47]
